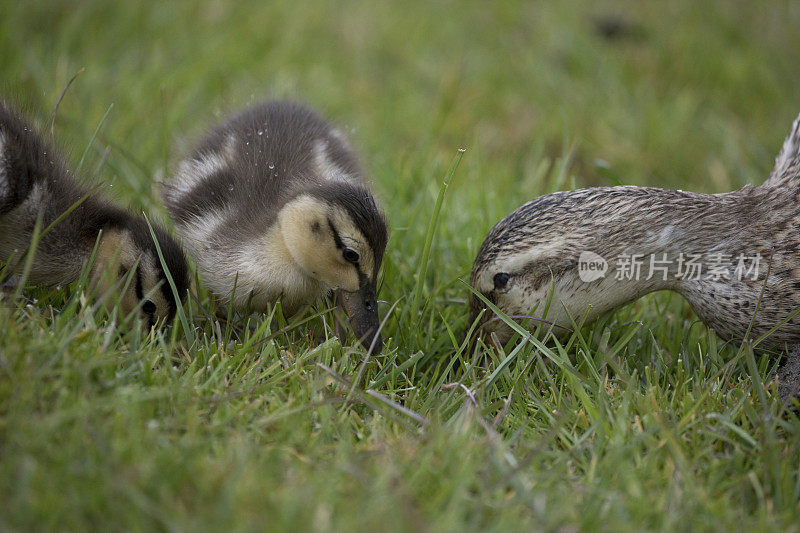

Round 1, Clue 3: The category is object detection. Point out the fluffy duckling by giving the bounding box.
[470,112,800,403]
[162,101,388,350]
[0,102,189,327]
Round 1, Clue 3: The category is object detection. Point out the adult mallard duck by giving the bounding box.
[470,112,800,403]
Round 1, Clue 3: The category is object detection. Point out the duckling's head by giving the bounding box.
[91,218,189,329]
[278,182,388,351]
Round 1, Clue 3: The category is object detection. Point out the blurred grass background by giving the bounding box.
[2,0,800,530]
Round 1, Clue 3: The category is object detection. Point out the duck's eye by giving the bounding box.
[118,266,130,279]
[343,247,360,263]
[493,272,510,290]
[142,300,157,315]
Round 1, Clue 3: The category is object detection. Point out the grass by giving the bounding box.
[2,0,800,530]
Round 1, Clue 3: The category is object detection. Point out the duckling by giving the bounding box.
[161,101,388,350]
[470,111,800,403]
[0,102,189,327]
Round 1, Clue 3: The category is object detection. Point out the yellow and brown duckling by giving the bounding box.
[161,101,388,350]
[0,102,189,328]
[470,112,800,404]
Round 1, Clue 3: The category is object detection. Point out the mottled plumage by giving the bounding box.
[471,111,800,403]
[162,101,387,350]
[0,102,189,326]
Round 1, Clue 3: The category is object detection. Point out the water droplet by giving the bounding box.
[268,162,275,170]
[257,130,264,136]
[457,148,466,153]
[273,172,278,177]
[228,183,234,192]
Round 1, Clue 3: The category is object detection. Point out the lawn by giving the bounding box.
[2,1,800,530]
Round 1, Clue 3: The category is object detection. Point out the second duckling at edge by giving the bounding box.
[470,112,800,404]
[162,101,388,350]
[0,102,189,327]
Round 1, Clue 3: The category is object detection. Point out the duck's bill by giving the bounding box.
[335,283,382,353]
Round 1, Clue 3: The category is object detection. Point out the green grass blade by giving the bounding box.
[408,148,465,324]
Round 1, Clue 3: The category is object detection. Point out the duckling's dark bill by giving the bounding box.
[335,284,382,352]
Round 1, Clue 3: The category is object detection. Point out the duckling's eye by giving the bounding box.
[493,272,510,290]
[343,247,360,263]
[142,300,157,315]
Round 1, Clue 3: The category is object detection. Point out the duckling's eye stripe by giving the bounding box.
[327,218,344,249]
[135,269,144,301]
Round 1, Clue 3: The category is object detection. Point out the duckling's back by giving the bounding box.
[163,101,368,239]
[0,103,131,283]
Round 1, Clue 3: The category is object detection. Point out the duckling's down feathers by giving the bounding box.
[161,101,388,348]
[0,101,189,318]
[161,100,388,278]
[162,101,372,229]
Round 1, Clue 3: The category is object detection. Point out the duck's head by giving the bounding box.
[469,188,668,345]
[91,218,189,330]
[469,224,584,346]
[278,182,388,351]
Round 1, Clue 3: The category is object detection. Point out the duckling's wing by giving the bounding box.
[765,111,800,187]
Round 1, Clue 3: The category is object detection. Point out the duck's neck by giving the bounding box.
[567,186,766,337]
